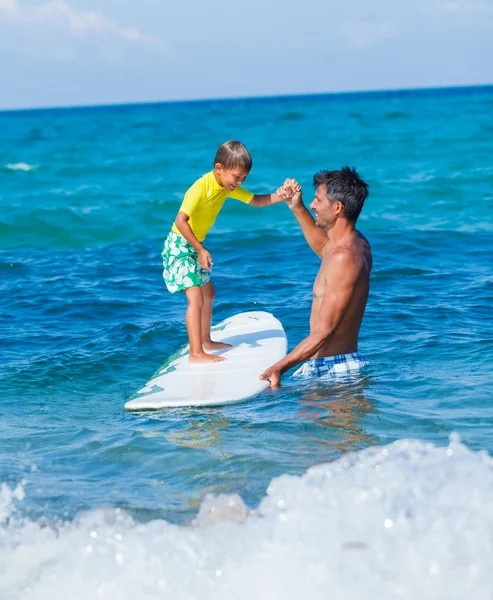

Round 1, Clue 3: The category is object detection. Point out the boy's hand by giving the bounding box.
[198,248,213,271]
[279,179,302,210]
[276,178,296,200]
[277,179,302,207]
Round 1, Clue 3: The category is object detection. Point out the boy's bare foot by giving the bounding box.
[202,341,233,351]
[189,352,226,364]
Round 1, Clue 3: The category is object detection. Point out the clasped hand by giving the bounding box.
[276,178,302,208]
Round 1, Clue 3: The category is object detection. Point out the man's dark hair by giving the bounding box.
[214,141,252,171]
[313,166,369,223]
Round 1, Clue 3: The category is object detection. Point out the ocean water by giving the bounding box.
[1,86,492,598]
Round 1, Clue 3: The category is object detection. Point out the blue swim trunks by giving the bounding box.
[292,352,369,379]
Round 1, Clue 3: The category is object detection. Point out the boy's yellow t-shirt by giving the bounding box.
[172,171,254,242]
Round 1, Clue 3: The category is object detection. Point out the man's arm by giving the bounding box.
[286,188,328,258]
[259,249,360,386]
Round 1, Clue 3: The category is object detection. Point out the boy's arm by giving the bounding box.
[248,179,299,207]
[174,212,213,271]
[288,188,328,258]
[234,178,295,207]
[249,191,285,207]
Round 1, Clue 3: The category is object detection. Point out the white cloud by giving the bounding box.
[423,0,493,26]
[0,0,164,50]
[337,20,397,49]
[419,0,493,35]
[433,1,493,16]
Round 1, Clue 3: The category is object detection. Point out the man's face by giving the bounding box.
[310,185,338,229]
[215,164,249,192]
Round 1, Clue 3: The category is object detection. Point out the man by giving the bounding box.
[260,167,372,387]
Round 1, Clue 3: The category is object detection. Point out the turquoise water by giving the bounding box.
[1,86,492,597]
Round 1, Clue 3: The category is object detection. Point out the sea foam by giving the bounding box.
[5,163,38,172]
[1,435,492,599]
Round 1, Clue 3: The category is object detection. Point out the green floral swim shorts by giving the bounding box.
[162,231,211,294]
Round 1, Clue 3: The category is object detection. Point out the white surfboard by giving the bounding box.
[124,311,287,410]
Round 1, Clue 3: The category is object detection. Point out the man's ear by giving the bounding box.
[334,200,345,215]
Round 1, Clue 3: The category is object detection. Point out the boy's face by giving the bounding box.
[215,163,250,192]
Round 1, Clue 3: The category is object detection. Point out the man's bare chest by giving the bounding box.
[312,263,329,298]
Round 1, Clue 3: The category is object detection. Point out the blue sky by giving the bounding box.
[0,0,492,110]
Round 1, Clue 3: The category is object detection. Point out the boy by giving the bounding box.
[162,141,289,364]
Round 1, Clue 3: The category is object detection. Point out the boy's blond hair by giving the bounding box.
[214,141,252,171]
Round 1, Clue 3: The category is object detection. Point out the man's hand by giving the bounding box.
[259,365,282,389]
[198,248,213,271]
[277,178,302,209]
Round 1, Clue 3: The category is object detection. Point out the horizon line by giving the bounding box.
[1,83,492,115]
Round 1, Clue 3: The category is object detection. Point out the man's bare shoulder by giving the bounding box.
[327,246,357,263]
[355,229,370,245]
[355,229,372,272]
[321,246,360,280]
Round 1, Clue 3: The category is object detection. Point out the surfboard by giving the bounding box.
[124,311,287,410]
